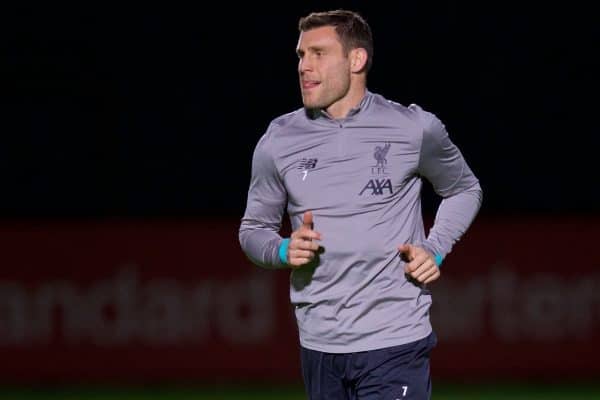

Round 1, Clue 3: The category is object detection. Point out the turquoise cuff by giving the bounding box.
[434,254,444,267]
[279,238,290,264]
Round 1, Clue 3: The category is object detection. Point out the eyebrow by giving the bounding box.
[296,46,327,56]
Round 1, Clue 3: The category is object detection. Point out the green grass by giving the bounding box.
[2,382,600,399]
[431,381,600,400]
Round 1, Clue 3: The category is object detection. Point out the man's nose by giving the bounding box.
[299,58,313,73]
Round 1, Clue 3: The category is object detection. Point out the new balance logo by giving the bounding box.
[297,158,318,170]
[298,158,318,181]
[359,179,393,195]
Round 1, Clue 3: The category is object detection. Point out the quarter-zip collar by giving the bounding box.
[305,90,374,123]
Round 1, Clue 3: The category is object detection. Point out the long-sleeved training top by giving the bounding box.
[239,90,482,353]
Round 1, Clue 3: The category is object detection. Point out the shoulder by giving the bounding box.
[265,107,306,138]
[369,93,439,129]
[253,107,305,153]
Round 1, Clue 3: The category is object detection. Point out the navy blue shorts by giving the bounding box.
[300,331,437,400]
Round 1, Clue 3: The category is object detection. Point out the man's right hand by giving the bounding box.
[287,211,322,268]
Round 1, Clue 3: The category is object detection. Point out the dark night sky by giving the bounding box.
[2,3,599,219]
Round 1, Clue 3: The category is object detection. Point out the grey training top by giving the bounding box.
[239,91,482,353]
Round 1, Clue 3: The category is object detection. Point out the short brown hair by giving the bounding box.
[299,9,374,72]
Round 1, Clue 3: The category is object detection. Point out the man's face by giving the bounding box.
[296,26,352,111]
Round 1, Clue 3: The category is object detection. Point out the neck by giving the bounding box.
[325,80,367,119]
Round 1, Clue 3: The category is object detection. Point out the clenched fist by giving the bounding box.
[287,211,322,268]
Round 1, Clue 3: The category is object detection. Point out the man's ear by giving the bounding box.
[350,48,368,73]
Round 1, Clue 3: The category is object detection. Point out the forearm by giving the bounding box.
[422,182,483,259]
[239,126,289,269]
[239,220,287,269]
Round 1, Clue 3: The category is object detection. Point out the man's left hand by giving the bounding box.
[398,244,441,284]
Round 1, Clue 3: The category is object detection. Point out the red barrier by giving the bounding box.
[0,216,599,383]
[430,216,600,380]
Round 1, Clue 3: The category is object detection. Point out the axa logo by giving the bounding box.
[359,178,393,195]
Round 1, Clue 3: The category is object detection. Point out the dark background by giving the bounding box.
[3,3,599,220]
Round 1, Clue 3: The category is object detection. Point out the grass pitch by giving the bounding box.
[2,381,599,399]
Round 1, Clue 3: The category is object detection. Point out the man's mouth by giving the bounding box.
[302,80,321,90]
